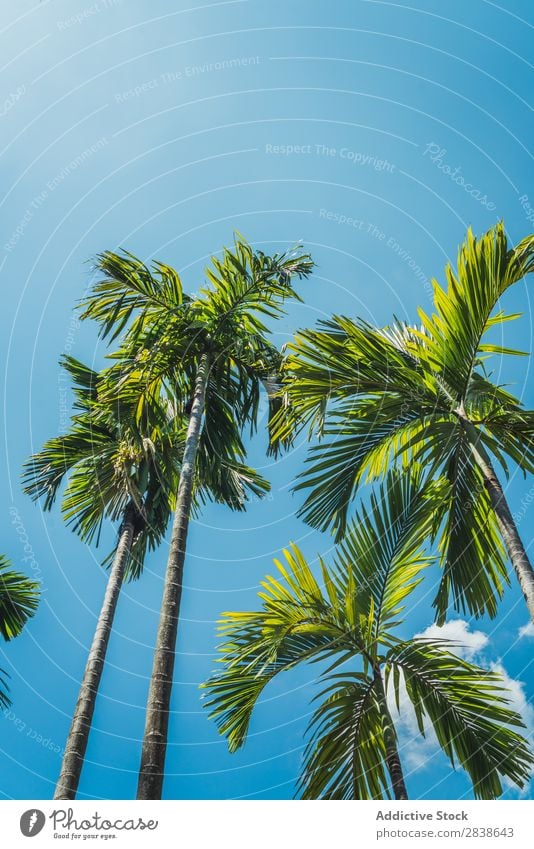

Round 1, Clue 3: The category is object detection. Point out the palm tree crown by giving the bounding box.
[24,355,268,572]
[275,223,534,622]
[82,238,314,453]
[23,355,175,575]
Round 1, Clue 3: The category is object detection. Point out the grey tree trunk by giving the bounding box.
[466,428,534,623]
[136,352,210,799]
[374,671,408,801]
[54,508,136,800]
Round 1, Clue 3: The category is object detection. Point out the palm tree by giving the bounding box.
[275,223,534,623]
[23,355,177,799]
[24,355,267,799]
[203,467,533,799]
[80,237,314,798]
[0,555,39,708]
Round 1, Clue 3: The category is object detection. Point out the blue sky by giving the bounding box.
[1,0,533,800]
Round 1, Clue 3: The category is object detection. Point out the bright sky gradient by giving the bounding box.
[1,0,533,801]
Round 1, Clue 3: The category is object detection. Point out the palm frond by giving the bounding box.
[196,403,271,512]
[484,407,534,477]
[0,555,39,641]
[23,422,116,511]
[200,235,313,332]
[299,673,389,799]
[331,467,445,639]
[416,223,534,401]
[432,425,508,622]
[276,315,447,445]
[60,355,99,410]
[294,396,445,538]
[387,639,534,798]
[203,543,360,751]
[80,250,189,342]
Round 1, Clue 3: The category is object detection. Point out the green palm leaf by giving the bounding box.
[386,639,533,798]
[200,236,312,331]
[294,396,442,537]
[432,426,508,622]
[0,555,40,708]
[203,543,354,752]
[299,674,389,800]
[416,223,534,400]
[81,251,188,342]
[331,466,445,639]
[0,555,39,641]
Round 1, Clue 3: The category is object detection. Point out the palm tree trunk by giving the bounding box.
[374,670,408,801]
[54,505,137,799]
[136,352,210,799]
[464,421,534,623]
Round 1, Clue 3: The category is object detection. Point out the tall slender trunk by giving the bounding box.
[464,421,534,623]
[54,506,136,800]
[136,352,210,800]
[373,670,408,801]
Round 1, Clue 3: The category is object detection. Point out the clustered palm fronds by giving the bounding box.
[21,235,314,800]
[203,223,534,799]
[8,223,534,802]
[273,223,534,622]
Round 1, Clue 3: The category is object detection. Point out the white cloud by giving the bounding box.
[518,622,534,640]
[413,618,489,661]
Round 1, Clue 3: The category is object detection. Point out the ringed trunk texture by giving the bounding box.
[136,352,210,799]
[374,671,408,801]
[470,438,534,623]
[54,509,136,800]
